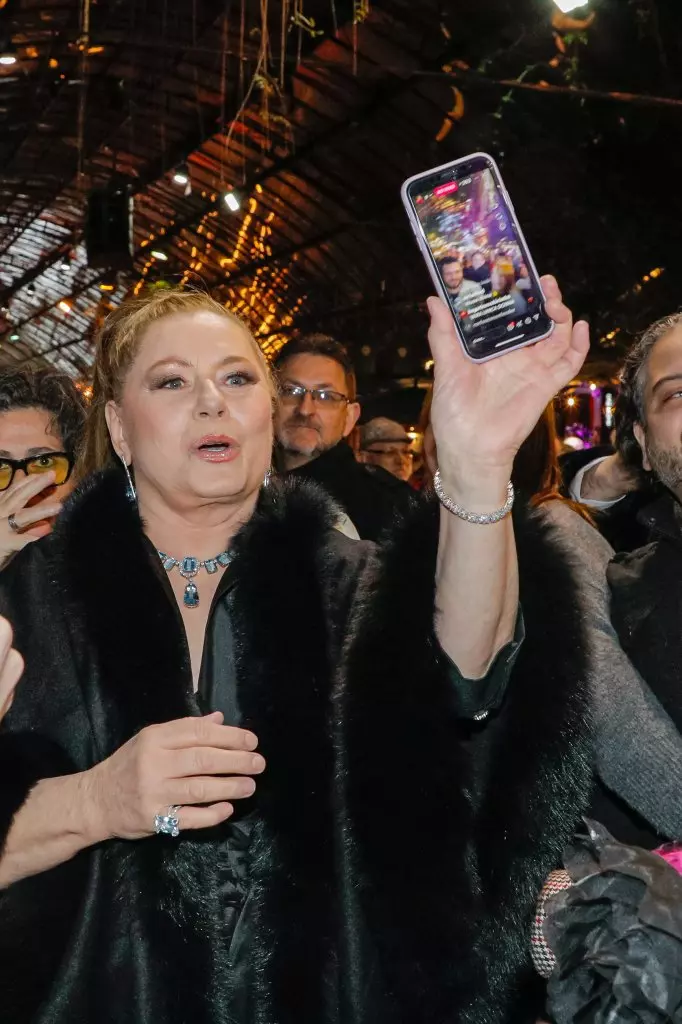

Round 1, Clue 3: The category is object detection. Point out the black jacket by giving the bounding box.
[603,495,682,846]
[0,471,591,1024]
[288,440,416,541]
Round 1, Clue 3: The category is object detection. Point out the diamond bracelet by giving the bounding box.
[433,470,514,526]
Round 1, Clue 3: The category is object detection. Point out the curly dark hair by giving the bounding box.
[616,312,682,470]
[0,368,87,458]
[273,333,357,400]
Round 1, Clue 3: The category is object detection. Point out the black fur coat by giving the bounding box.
[0,472,592,1024]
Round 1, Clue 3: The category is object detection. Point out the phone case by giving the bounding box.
[400,152,554,363]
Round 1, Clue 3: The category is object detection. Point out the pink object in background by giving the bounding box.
[655,843,682,875]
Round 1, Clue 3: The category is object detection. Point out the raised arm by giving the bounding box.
[428,277,590,678]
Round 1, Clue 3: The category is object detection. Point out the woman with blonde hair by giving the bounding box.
[0,281,594,1024]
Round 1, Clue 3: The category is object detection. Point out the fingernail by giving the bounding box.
[244,731,258,750]
[205,710,224,721]
[251,754,266,773]
[426,296,437,315]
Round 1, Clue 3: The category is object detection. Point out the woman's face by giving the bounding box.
[106,310,273,510]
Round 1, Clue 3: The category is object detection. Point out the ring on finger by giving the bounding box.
[154,804,181,838]
[7,514,20,534]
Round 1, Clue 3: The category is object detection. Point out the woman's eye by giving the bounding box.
[157,377,184,390]
[225,371,255,387]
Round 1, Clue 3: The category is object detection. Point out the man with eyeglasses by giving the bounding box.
[357,418,415,483]
[0,370,86,569]
[273,335,416,540]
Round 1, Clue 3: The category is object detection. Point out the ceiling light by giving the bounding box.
[173,164,190,187]
[58,255,71,272]
[99,271,118,292]
[0,50,17,67]
[553,0,589,12]
[223,191,240,213]
[58,300,71,313]
[151,249,168,261]
[9,332,19,341]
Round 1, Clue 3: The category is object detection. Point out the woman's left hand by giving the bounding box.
[427,275,589,500]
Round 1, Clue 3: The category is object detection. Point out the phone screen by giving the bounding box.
[407,155,552,360]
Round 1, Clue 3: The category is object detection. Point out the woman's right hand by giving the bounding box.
[83,712,265,841]
[0,471,63,567]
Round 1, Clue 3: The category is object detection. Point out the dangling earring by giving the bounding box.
[119,454,136,502]
[263,468,272,488]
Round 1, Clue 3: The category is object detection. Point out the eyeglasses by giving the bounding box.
[0,452,74,492]
[280,384,350,406]
[364,446,413,458]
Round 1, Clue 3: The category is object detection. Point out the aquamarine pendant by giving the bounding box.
[157,546,232,610]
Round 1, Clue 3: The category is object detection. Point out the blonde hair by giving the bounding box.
[80,288,274,477]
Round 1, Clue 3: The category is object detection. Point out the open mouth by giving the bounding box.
[192,435,239,461]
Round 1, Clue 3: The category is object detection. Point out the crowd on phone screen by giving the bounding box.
[438,236,533,319]
[0,292,682,1024]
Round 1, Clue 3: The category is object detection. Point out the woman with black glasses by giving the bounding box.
[0,369,85,568]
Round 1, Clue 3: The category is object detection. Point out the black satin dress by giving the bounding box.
[150,549,255,959]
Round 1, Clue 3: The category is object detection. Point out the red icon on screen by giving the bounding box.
[434,181,459,197]
[416,195,425,204]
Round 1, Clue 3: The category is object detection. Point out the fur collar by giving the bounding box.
[23,472,592,1024]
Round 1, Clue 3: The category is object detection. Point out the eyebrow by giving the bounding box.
[146,355,255,374]
[283,377,345,391]
[0,446,59,457]
[651,372,682,395]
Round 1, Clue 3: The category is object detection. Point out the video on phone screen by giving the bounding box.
[412,168,546,352]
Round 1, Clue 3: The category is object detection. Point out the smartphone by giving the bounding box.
[401,153,553,362]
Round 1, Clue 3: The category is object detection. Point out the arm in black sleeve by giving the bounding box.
[440,608,525,720]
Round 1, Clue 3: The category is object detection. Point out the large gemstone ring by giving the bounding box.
[154,805,181,837]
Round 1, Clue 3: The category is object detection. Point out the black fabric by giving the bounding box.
[0,471,591,1024]
[197,567,241,724]
[603,494,682,848]
[288,439,416,541]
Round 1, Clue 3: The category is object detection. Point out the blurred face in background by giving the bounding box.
[275,353,360,466]
[359,441,413,482]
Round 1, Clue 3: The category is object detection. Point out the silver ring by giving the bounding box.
[7,514,19,534]
[154,804,181,838]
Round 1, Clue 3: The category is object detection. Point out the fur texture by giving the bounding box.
[0,472,592,1024]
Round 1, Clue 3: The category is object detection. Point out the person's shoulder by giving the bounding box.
[363,463,413,493]
[608,538,661,583]
[1,533,54,583]
[0,532,62,622]
[540,499,613,559]
[322,527,377,574]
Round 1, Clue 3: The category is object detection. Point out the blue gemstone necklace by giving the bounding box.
[157,549,233,608]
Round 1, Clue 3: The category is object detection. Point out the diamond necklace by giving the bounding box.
[157,548,233,608]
